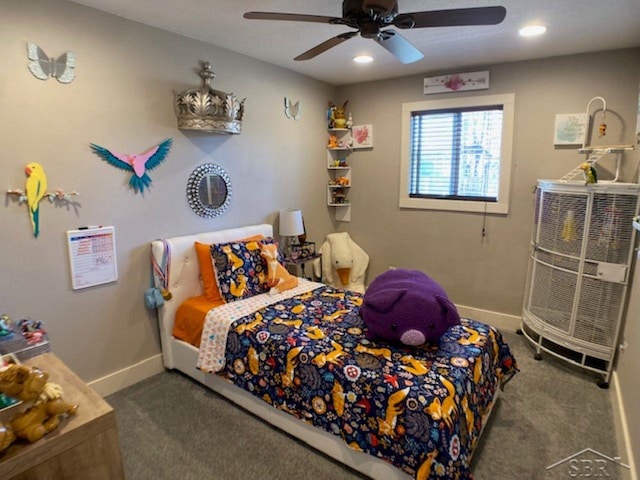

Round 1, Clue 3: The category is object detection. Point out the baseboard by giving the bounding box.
[88,354,165,398]
[455,304,520,333]
[611,372,637,480]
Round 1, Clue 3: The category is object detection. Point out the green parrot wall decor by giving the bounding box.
[7,163,79,237]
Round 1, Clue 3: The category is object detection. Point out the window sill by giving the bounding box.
[399,196,508,214]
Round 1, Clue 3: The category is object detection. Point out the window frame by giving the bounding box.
[399,93,515,214]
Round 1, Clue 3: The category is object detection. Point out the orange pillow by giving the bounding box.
[195,234,264,302]
[173,295,224,347]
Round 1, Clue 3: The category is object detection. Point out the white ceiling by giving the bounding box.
[68,0,640,86]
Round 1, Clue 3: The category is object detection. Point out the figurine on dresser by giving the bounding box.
[0,363,78,452]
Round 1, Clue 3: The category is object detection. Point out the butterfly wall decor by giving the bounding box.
[27,42,76,84]
[284,98,301,121]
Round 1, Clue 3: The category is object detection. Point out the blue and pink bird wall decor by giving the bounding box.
[90,138,172,194]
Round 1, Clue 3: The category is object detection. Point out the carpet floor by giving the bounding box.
[106,331,621,480]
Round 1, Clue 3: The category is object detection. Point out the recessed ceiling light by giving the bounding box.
[353,55,373,64]
[519,25,547,37]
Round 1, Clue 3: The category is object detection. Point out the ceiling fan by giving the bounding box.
[244,0,506,64]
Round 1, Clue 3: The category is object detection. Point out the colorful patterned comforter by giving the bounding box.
[197,285,517,480]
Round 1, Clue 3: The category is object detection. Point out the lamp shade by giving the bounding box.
[279,209,304,236]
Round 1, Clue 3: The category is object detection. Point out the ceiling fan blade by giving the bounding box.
[376,30,424,64]
[244,11,343,25]
[395,6,506,29]
[294,32,358,61]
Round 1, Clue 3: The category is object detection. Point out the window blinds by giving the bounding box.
[409,105,504,202]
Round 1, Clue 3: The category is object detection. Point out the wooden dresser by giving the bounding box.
[0,353,125,480]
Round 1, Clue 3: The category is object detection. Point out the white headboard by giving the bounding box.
[151,224,273,367]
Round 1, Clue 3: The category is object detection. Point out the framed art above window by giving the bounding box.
[399,93,515,214]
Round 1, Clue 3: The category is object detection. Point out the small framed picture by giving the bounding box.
[291,242,316,260]
[352,124,373,149]
[554,113,588,146]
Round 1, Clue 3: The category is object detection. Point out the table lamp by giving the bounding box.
[279,209,304,258]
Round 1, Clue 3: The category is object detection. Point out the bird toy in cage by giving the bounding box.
[583,96,607,145]
[598,111,607,137]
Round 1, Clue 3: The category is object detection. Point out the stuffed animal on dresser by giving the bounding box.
[360,269,461,346]
[0,363,47,402]
[0,423,15,453]
[10,382,79,443]
[260,243,298,295]
[0,364,78,446]
[313,232,369,293]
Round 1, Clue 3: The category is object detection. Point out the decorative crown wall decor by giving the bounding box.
[174,61,246,135]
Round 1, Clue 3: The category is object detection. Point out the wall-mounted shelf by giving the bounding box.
[326,128,352,222]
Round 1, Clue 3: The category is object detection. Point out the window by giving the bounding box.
[399,93,515,214]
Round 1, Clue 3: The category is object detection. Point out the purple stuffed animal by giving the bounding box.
[360,269,461,346]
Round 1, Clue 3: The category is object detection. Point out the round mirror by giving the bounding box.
[186,163,232,218]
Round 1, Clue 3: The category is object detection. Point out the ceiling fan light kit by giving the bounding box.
[519,25,547,37]
[353,55,374,64]
[244,1,507,64]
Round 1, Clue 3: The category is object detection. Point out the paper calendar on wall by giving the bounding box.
[66,226,118,290]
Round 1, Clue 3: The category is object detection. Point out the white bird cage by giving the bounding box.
[521,180,640,387]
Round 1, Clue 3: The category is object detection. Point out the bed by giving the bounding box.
[151,224,517,480]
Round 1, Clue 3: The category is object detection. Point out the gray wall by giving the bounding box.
[337,49,640,315]
[618,251,640,474]
[0,0,336,381]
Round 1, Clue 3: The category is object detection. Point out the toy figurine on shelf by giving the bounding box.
[0,315,13,338]
[346,112,353,129]
[18,318,47,345]
[327,104,335,129]
[328,135,339,148]
[328,100,348,129]
[339,138,352,149]
[0,316,50,361]
[332,189,348,204]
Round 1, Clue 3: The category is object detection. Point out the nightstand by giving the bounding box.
[284,253,322,281]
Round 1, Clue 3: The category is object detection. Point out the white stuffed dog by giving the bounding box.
[313,232,369,293]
